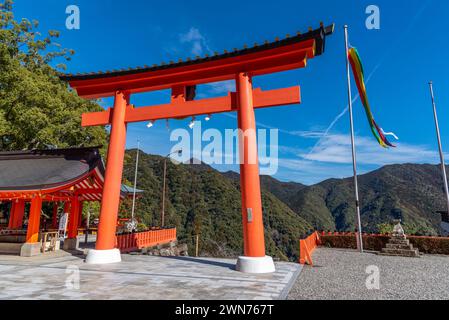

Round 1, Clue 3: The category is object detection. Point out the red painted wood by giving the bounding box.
[67,42,313,99]
[81,86,301,127]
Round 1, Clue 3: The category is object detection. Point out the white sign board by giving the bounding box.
[59,212,69,239]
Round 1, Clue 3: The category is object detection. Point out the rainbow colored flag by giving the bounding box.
[348,47,397,148]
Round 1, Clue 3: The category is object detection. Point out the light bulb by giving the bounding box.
[188,117,196,129]
[205,114,211,121]
[147,120,155,128]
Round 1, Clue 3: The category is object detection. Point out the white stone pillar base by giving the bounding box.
[236,256,276,274]
[85,249,121,264]
[20,243,41,257]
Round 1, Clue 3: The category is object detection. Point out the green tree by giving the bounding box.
[0,0,107,151]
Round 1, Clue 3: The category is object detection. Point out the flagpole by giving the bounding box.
[131,139,140,225]
[344,25,364,253]
[429,82,449,215]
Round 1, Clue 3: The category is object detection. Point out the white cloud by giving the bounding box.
[179,27,211,56]
[273,131,447,184]
[275,158,355,184]
[206,80,235,94]
[301,133,441,166]
[289,131,326,138]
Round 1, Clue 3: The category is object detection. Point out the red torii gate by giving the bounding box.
[61,24,334,272]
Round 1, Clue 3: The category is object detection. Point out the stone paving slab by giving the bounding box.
[0,253,301,300]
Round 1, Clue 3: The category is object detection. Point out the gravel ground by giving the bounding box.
[288,248,449,300]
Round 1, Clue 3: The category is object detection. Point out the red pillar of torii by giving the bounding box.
[61,24,333,271]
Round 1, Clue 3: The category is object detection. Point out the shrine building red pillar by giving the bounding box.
[67,197,80,239]
[7,201,15,229]
[78,201,83,228]
[63,201,71,214]
[8,200,25,229]
[20,196,43,256]
[26,196,42,244]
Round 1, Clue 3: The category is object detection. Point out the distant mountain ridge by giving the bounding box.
[223,164,448,235]
[123,149,448,260]
[274,164,447,235]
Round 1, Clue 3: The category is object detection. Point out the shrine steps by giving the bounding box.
[379,237,421,258]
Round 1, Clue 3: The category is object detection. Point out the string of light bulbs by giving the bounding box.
[146,114,212,130]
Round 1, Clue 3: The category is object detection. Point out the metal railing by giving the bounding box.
[116,228,177,253]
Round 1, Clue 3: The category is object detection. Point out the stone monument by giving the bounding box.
[380,220,420,257]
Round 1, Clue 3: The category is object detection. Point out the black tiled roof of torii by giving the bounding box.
[59,23,335,82]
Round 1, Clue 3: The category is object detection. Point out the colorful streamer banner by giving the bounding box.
[348,47,397,148]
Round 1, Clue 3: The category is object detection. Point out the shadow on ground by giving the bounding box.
[162,256,236,270]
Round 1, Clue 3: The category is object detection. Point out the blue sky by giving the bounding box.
[12,0,449,184]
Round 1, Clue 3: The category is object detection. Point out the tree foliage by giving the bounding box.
[0,0,107,151]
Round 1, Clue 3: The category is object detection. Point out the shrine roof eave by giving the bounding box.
[0,147,104,194]
[0,147,146,202]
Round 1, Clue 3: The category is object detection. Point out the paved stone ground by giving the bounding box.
[0,252,301,300]
[288,248,449,300]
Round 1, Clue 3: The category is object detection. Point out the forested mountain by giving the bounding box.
[227,164,447,236]
[122,150,312,261]
[123,149,448,260]
[284,164,448,236]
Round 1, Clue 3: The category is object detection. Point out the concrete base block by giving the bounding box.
[236,256,276,274]
[85,249,121,264]
[0,243,23,255]
[63,238,79,250]
[20,243,41,257]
